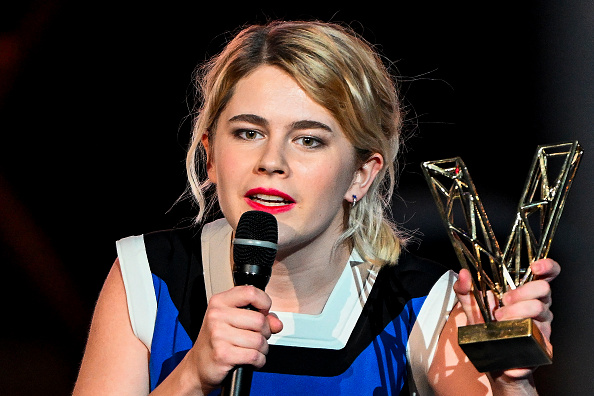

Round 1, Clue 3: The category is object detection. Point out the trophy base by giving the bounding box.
[458,318,552,372]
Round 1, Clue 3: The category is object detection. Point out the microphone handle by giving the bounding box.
[222,265,273,395]
[221,365,253,396]
[220,304,257,396]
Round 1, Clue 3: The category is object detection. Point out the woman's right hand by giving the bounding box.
[180,285,284,395]
[73,260,283,396]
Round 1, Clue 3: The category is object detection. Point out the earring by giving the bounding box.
[352,195,357,207]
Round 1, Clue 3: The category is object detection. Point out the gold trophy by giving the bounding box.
[421,141,583,372]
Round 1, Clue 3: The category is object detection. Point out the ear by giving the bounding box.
[345,153,384,203]
[201,132,217,184]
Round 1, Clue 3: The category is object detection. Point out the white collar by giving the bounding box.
[201,218,378,349]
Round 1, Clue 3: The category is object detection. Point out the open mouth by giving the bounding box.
[249,193,294,206]
[244,188,296,214]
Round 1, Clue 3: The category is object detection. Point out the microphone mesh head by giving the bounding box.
[233,210,278,269]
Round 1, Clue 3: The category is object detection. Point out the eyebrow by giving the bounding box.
[228,114,269,127]
[228,114,333,133]
[291,120,333,132]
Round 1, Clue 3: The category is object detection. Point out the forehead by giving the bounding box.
[220,65,341,130]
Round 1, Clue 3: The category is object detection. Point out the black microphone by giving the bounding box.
[221,210,278,396]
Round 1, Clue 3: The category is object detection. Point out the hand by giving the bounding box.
[181,285,283,394]
[454,258,560,388]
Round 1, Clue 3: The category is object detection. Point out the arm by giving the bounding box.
[72,260,151,395]
[73,260,283,395]
[428,258,560,396]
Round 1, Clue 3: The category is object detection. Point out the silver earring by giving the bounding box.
[352,195,357,207]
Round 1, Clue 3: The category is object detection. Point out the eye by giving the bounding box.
[234,129,263,140]
[294,136,323,148]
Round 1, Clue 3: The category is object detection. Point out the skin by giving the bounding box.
[204,66,379,259]
[73,65,560,396]
[202,65,382,314]
[429,260,560,395]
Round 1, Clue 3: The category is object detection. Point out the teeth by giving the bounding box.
[251,194,291,206]
[254,194,284,201]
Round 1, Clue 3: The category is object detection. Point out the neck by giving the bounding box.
[265,240,351,315]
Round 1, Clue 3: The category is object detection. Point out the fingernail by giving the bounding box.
[494,308,503,321]
[531,261,542,273]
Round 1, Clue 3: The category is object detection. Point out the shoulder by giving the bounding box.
[144,226,202,260]
[125,225,206,340]
[377,250,451,299]
[139,226,204,280]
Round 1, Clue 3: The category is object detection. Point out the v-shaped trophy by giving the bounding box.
[421,141,583,372]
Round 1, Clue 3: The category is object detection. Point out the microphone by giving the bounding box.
[221,210,278,396]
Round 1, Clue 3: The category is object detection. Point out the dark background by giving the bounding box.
[1,2,592,395]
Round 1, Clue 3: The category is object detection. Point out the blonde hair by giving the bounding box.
[186,20,405,266]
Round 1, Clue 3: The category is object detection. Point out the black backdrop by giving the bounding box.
[1,2,592,395]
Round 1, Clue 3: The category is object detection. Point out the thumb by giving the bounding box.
[453,268,483,325]
[453,268,473,295]
[267,312,283,335]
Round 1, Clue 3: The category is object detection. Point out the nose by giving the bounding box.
[255,139,289,176]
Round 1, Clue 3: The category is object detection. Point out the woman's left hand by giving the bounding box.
[453,258,561,388]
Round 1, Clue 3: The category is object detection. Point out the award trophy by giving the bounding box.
[421,141,583,372]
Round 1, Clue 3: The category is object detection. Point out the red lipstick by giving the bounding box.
[244,188,296,214]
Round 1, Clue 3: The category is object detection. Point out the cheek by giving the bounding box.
[211,147,243,182]
[211,150,242,210]
[296,159,355,201]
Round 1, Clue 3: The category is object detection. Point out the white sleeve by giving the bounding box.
[116,235,157,351]
[406,270,458,396]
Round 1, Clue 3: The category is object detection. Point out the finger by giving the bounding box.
[502,280,552,307]
[219,307,273,337]
[531,258,560,282]
[211,340,268,369]
[235,347,267,369]
[267,312,284,335]
[494,367,538,382]
[453,269,484,325]
[224,285,274,313]
[207,313,271,356]
[453,268,473,296]
[232,332,270,355]
[494,299,553,323]
[214,325,269,352]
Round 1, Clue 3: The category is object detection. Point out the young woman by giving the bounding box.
[73,21,559,395]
